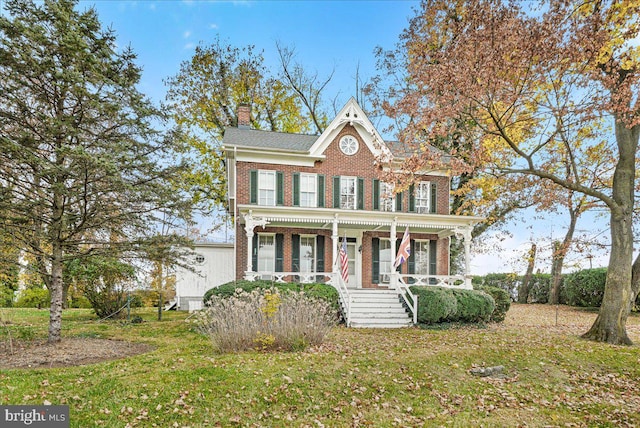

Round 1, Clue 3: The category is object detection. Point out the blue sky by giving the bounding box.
[81,0,419,111]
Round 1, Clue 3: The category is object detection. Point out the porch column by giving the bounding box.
[243,211,269,278]
[390,217,398,287]
[331,214,339,274]
[390,217,398,264]
[454,225,473,289]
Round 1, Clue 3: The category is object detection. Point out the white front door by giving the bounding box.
[345,242,359,288]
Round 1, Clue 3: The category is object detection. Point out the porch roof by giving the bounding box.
[237,204,482,236]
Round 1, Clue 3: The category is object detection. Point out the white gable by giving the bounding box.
[308,98,392,161]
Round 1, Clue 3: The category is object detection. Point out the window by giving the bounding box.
[340,176,356,209]
[379,239,392,283]
[258,234,275,275]
[380,182,395,212]
[416,182,431,214]
[300,173,317,208]
[414,240,430,275]
[258,170,276,206]
[299,236,316,273]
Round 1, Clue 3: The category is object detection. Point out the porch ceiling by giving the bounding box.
[237,204,483,235]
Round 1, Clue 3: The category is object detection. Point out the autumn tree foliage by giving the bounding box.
[165,38,331,210]
[377,0,639,344]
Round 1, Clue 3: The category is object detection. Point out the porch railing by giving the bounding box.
[392,274,418,324]
[399,274,472,289]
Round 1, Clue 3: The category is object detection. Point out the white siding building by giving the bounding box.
[174,243,235,311]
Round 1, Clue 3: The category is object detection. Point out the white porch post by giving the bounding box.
[332,214,339,274]
[390,217,398,285]
[455,226,473,289]
[243,211,269,279]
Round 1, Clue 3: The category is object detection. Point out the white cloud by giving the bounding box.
[183,30,191,39]
[209,23,218,30]
[184,43,195,50]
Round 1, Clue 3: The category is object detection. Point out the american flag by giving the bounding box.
[394,226,411,269]
[339,238,349,282]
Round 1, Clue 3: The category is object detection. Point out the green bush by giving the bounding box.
[527,274,552,303]
[563,268,607,307]
[475,285,511,322]
[409,286,457,324]
[476,273,520,300]
[450,289,495,323]
[15,286,50,308]
[204,280,339,314]
[410,286,495,325]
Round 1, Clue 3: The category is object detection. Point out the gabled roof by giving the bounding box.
[308,97,392,160]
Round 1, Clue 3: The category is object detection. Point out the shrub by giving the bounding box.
[410,287,495,325]
[204,280,339,313]
[527,274,552,303]
[563,268,607,307]
[477,273,520,301]
[450,289,495,323]
[15,286,50,308]
[475,285,511,322]
[409,286,457,324]
[195,288,336,353]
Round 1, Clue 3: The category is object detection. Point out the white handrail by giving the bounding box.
[393,273,418,324]
[332,273,352,327]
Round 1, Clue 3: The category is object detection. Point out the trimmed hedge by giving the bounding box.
[527,274,552,303]
[410,287,457,324]
[563,268,607,307]
[204,280,339,312]
[475,285,511,322]
[410,286,495,325]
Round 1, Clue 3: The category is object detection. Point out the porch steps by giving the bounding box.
[347,289,412,328]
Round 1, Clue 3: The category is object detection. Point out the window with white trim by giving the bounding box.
[379,239,393,283]
[258,170,276,206]
[258,234,275,274]
[299,235,316,273]
[416,181,431,214]
[300,173,317,208]
[414,240,430,275]
[340,176,356,210]
[380,182,395,212]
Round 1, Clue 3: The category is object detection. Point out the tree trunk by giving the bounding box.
[582,119,637,345]
[518,243,536,303]
[48,243,64,343]
[549,208,577,305]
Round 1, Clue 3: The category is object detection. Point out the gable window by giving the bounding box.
[300,173,317,208]
[340,176,356,210]
[414,240,430,275]
[258,234,275,276]
[299,235,316,273]
[416,182,431,214]
[258,170,276,206]
[380,182,395,212]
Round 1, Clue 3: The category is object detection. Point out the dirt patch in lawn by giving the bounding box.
[0,338,154,369]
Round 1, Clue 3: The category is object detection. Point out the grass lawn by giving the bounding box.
[1,304,640,427]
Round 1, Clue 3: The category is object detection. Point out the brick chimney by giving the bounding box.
[237,103,251,128]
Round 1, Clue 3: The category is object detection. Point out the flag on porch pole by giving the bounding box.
[339,236,349,282]
[394,226,411,269]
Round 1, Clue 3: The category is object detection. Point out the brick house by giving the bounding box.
[223,98,482,326]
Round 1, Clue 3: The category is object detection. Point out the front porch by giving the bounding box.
[243,270,474,328]
[239,205,482,327]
